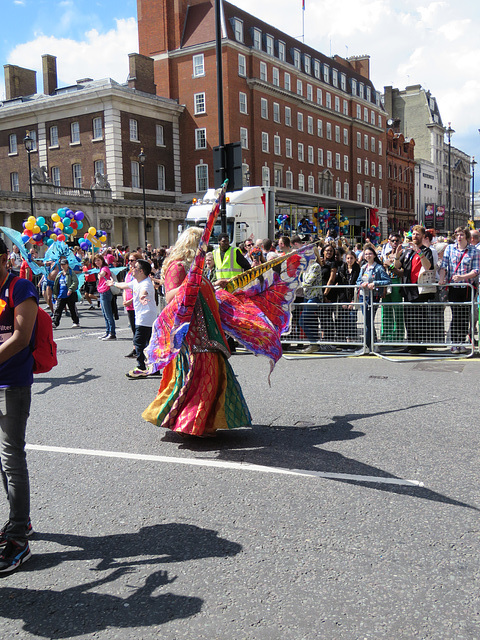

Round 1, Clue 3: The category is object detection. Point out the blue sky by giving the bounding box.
[2,0,480,189]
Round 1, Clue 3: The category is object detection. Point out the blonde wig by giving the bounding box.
[160,227,203,283]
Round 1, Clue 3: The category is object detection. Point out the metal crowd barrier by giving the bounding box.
[282,283,478,360]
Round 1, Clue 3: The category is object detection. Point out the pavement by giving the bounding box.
[1,301,479,639]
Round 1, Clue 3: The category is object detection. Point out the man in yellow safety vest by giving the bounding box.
[213,233,251,284]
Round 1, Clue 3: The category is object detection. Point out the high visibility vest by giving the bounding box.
[213,247,243,279]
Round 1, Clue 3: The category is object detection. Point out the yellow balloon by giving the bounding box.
[25,221,34,231]
[72,229,77,236]
[88,226,97,236]
[56,221,64,230]
[50,233,57,241]
[99,235,106,242]
[52,213,60,222]
[32,225,40,234]
[28,216,36,224]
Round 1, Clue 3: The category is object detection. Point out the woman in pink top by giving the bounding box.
[94,255,116,340]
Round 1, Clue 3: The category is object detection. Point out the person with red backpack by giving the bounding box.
[0,237,38,573]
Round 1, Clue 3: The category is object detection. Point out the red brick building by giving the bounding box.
[138,0,388,221]
[386,128,416,232]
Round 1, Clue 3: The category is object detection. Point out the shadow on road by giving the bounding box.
[33,368,101,394]
[0,523,241,638]
[163,403,478,511]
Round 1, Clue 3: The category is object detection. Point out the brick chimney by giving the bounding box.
[347,55,370,80]
[3,64,37,99]
[42,54,57,95]
[128,53,156,94]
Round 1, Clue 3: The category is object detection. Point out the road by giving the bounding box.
[1,302,478,639]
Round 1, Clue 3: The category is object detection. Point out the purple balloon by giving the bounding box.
[65,209,74,218]
[74,210,84,221]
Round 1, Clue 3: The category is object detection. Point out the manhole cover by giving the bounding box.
[413,362,465,373]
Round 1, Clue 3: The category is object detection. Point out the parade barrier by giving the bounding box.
[282,283,477,360]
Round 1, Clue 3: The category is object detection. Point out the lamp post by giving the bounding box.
[23,131,35,218]
[138,148,147,250]
[471,156,477,222]
[446,122,455,233]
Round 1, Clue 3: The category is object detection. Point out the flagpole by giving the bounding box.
[302,0,305,42]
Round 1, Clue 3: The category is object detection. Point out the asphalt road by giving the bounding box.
[1,301,478,640]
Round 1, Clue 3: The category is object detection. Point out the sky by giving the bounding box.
[2,0,479,189]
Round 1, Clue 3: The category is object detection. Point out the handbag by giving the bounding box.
[417,267,436,294]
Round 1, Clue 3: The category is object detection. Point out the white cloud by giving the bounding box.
[4,17,137,93]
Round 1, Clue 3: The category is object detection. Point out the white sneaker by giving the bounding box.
[71,323,80,328]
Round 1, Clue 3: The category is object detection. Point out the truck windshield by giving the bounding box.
[184,219,234,244]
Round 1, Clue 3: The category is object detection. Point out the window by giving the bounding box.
[351,79,357,95]
[364,107,369,122]
[343,128,348,145]
[193,53,205,77]
[274,167,282,188]
[334,96,340,112]
[51,166,60,186]
[28,130,37,151]
[293,48,301,69]
[371,186,376,206]
[262,165,270,186]
[379,188,383,208]
[131,161,140,188]
[266,34,274,55]
[357,132,361,148]
[49,126,59,147]
[156,124,164,146]
[239,92,248,114]
[253,28,262,50]
[297,79,303,96]
[238,54,246,77]
[240,127,248,149]
[261,132,269,153]
[71,121,80,143]
[340,73,346,91]
[378,114,382,128]
[233,18,243,42]
[323,64,329,83]
[336,179,342,198]
[195,128,207,149]
[273,102,280,123]
[364,134,369,150]
[332,69,338,87]
[343,181,349,200]
[196,164,209,191]
[272,67,279,86]
[371,137,375,153]
[326,151,332,168]
[8,134,17,154]
[298,173,305,191]
[335,125,340,143]
[306,84,313,101]
[260,61,267,81]
[308,145,314,163]
[317,119,323,137]
[10,172,19,192]
[378,164,382,179]
[307,116,314,134]
[297,112,304,131]
[261,98,268,119]
[92,117,102,140]
[298,142,304,162]
[326,92,332,109]
[285,138,292,158]
[378,141,382,156]
[316,89,322,107]
[157,165,165,191]
[304,54,311,75]
[278,41,286,61]
[343,155,349,172]
[343,100,348,116]
[284,72,291,92]
[285,170,293,189]
[308,175,315,193]
[364,159,369,175]
[359,83,365,99]
[72,163,82,188]
[194,93,206,114]
[94,160,104,176]
[318,148,324,165]
[371,110,375,125]
[371,162,376,177]
[335,153,341,170]
[357,158,362,174]
[274,135,281,155]
[285,106,292,126]
[314,60,321,79]
[326,122,332,140]
[356,104,361,119]
[357,183,362,201]
[366,86,371,102]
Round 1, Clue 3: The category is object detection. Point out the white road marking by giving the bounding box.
[26,444,424,487]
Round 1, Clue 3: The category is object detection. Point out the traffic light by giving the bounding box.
[213,141,243,191]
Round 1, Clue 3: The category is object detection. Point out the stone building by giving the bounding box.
[0,53,187,247]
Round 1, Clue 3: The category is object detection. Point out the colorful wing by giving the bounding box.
[0,227,44,275]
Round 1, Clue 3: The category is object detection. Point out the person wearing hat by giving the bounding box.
[0,237,38,572]
[52,259,80,328]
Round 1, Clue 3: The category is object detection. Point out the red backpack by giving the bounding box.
[8,276,58,374]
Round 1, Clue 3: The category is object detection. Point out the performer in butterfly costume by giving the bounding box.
[142,185,314,437]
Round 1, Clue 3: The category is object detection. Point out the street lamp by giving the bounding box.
[23,131,35,218]
[138,148,147,250]
[471,156,477,222]
[446,122,455,233]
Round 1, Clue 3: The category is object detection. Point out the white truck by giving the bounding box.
[185,186,273,245]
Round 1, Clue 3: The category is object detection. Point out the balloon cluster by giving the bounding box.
[79,226,107,251]
[21,208,86,247]
[276,214,291,230]
[367,225,381,244]
[313,209,350,236]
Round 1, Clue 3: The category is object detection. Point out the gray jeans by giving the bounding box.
[0,386,31,542]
